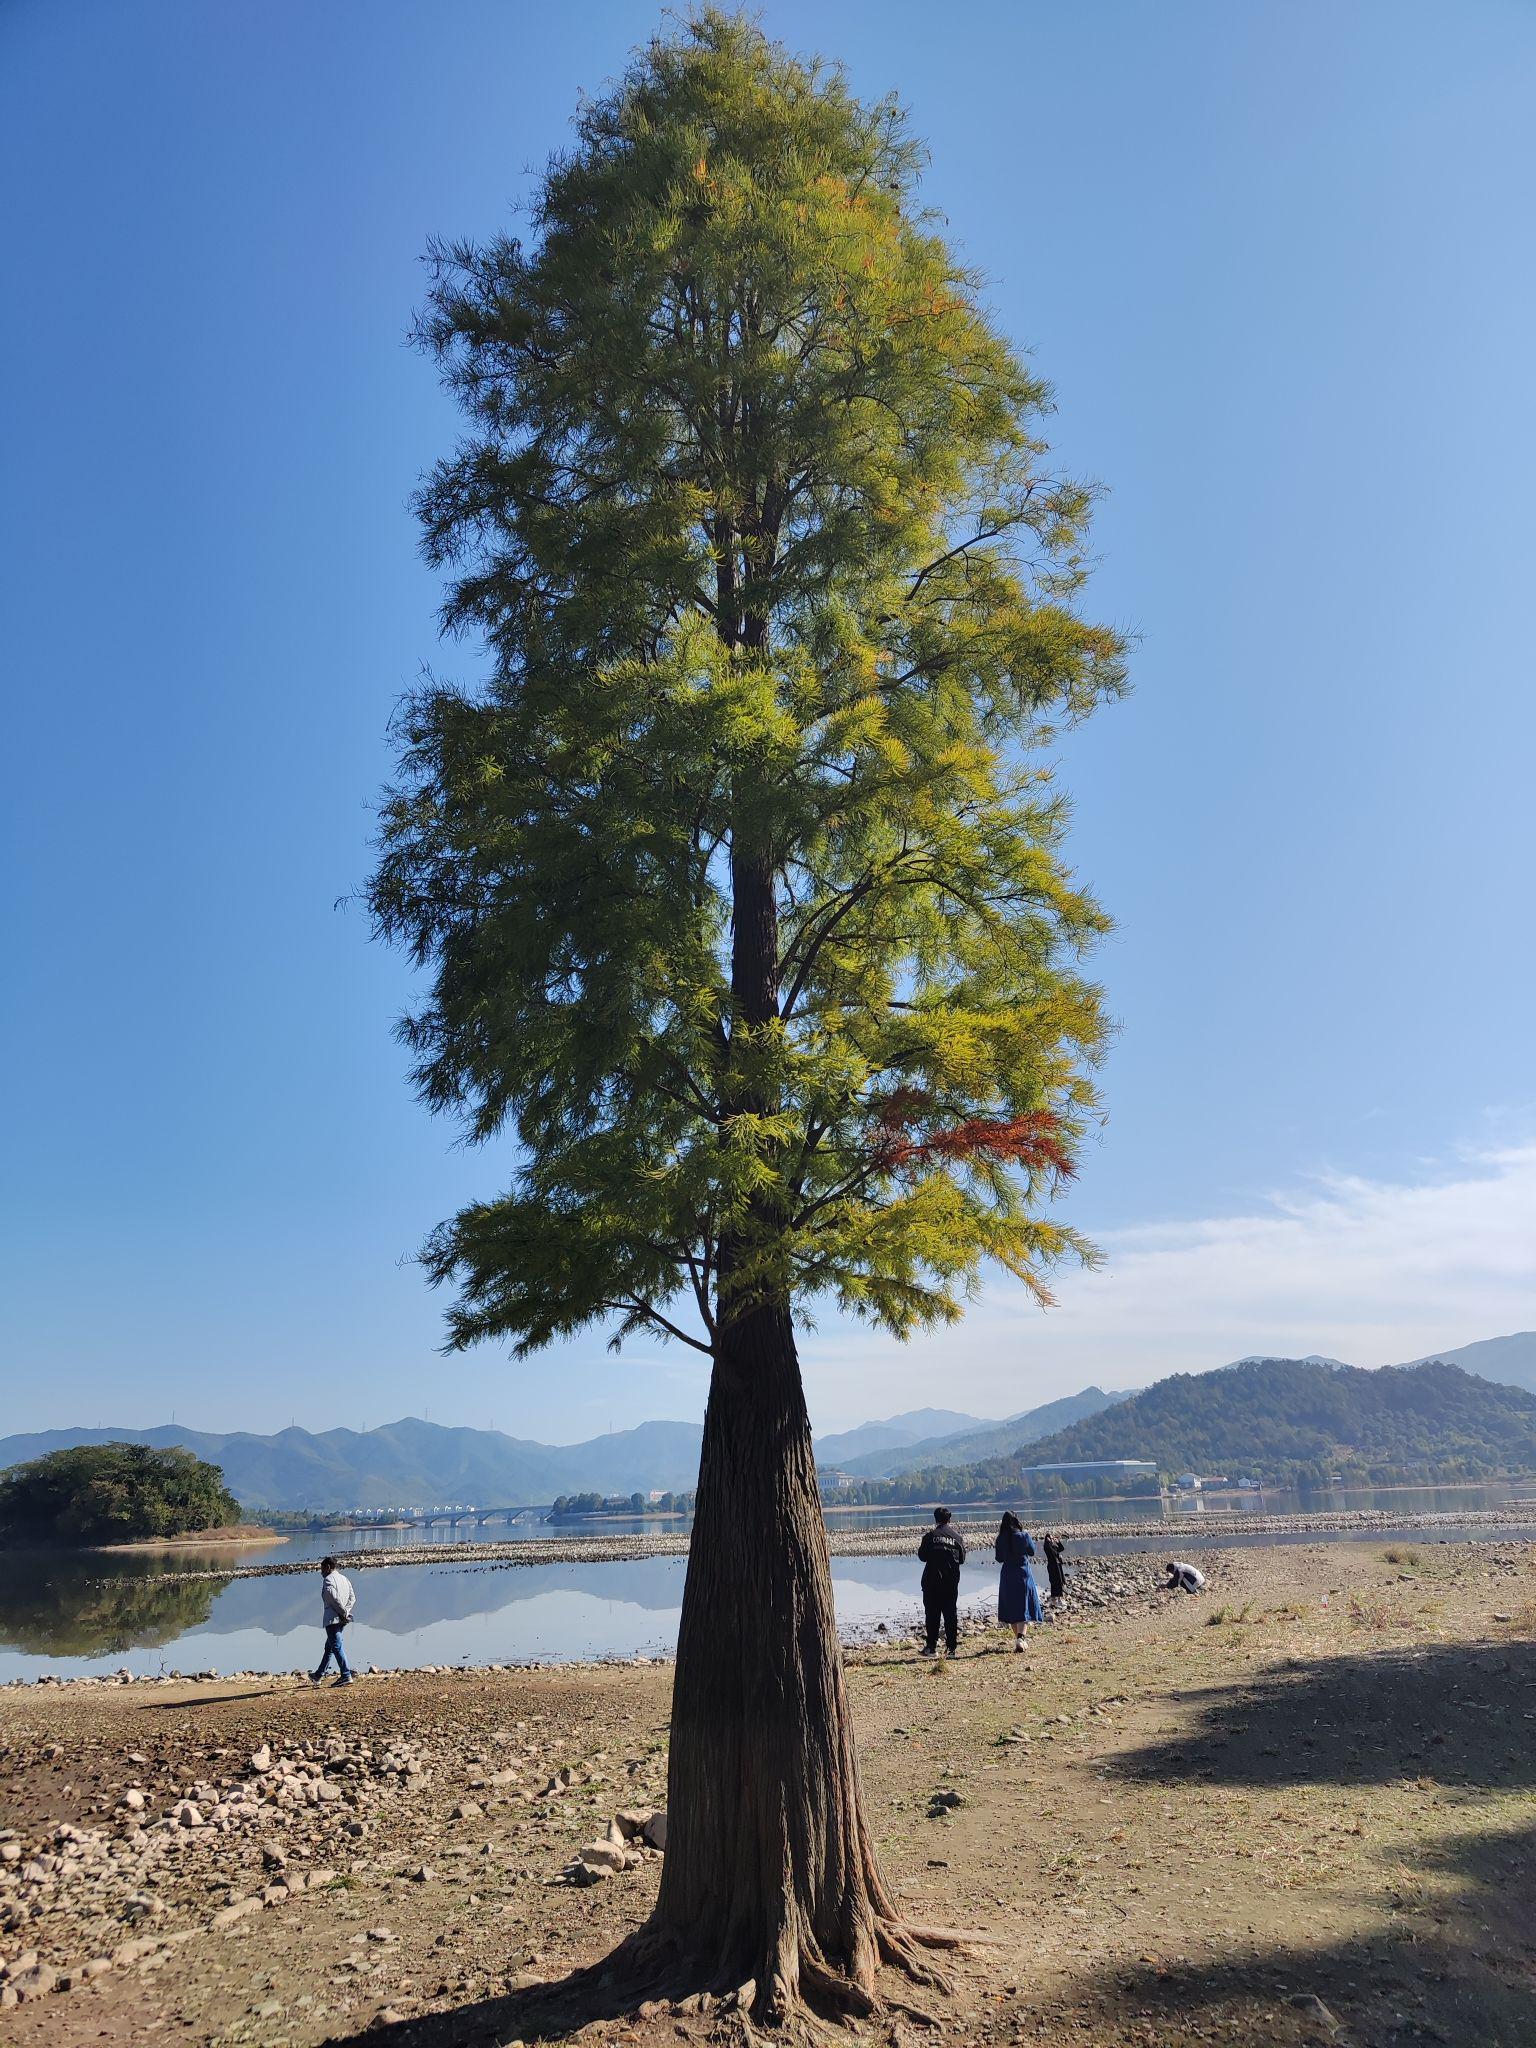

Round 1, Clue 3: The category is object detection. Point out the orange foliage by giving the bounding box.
[868,1090,1075,1181]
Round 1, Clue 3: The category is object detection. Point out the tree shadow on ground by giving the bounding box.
[1104,1636,1536,1794]
[1087,1637,1536,2045]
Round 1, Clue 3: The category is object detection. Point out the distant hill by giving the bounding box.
[836,1385,1133,1478]
[0,1417,705,1513]
[1398,1332,1536,1396]
[813,1409,987,1467]
[997,1356,1536,1483]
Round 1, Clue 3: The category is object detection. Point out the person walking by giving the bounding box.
[995,1511,1043,1650]
[311,1555,356,1685]
[917,1507,966,1657]
[1042,1531,1067,1604]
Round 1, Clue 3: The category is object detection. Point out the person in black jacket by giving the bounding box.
[917,1507,966,1656]
[1042,1532,1067,1603]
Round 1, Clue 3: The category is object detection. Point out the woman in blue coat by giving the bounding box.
[995,1511,1043,1651]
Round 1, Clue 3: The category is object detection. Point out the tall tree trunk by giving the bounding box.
[646,1297,944,2023]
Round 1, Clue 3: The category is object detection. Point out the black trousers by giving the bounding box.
[922,1579,959,1652]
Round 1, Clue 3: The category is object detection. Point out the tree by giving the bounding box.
[0,1443,240,1546]
[371,11,1123,2023]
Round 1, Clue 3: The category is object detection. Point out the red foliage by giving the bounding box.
[868,1094,1075,1182]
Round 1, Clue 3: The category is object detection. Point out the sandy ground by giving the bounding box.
[1,1538,1533,2047]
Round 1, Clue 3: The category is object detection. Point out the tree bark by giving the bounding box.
[644,1297,944,2024]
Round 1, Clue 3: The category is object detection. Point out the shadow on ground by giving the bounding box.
[1089,1636,1536,2046]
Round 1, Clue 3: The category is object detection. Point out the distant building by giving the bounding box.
[1023,1460,1157,1478]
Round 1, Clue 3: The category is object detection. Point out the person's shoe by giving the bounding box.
[331,1674,354,1687]
[1013,1636,1025,1653]
[919,1644,937,1658]
[308,1669,324,1684]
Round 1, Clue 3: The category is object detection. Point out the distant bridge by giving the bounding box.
[343,1504,550,1532]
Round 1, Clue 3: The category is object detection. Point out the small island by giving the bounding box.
[0,1442,246,1549]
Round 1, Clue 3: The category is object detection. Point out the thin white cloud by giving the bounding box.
[804,1139,1536,1429]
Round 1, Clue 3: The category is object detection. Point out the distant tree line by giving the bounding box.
[549,1490,697,1520]
[823,1462,1162,1506]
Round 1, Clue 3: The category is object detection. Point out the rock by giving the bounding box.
[450,1800,483,1821]
[173,1800,205,1829]
[262,1844,289,1869]
[0,1844,19,1864]
[211,1899,261,1929]
[308,1868,337,1888]
[642,1810,668,1851]
[409,1865,434,1883]
[365,1926,397,1944]
[120,1789,146,1814]
[113,1937,161,1968]
[250,1746,272,1773]
[1289,1993,1338,2028]
[576,1840,627,1873]
[10,1963,59,2000]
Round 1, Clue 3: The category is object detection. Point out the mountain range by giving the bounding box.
[830,1386,1134,1477]
[0,1417,707,1513]
[812,1409,988,1466]
[5,1332,1531,1509]
[1398,1331,1536,1394]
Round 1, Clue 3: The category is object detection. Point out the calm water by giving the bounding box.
[3,1481,1531,1683]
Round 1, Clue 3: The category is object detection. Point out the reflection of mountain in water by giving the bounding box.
[180,1556,694,1643]
[0,1555,223,1656]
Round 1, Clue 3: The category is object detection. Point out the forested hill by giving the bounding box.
[1007,1358,1536,1483]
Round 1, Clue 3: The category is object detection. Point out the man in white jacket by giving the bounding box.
[311,1556,356,1686]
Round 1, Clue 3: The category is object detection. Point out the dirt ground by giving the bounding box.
[1,1538,1533,2048]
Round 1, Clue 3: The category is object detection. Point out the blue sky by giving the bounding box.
[3,1,1532,1439]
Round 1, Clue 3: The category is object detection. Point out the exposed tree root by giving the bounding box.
[541,1903,974,2038]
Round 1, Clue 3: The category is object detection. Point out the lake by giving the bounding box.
[3,1478,1532,1683]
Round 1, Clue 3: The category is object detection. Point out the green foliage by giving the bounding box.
[371,10,1122,1362]
[994,1358,1536,1487]
[0,1443,240,1547]
[551,1489,698,1518]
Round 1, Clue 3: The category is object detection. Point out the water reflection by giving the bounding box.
[0,1551,968,1682]
[3,1479,1533,1682]
[0,1553,223,1657]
